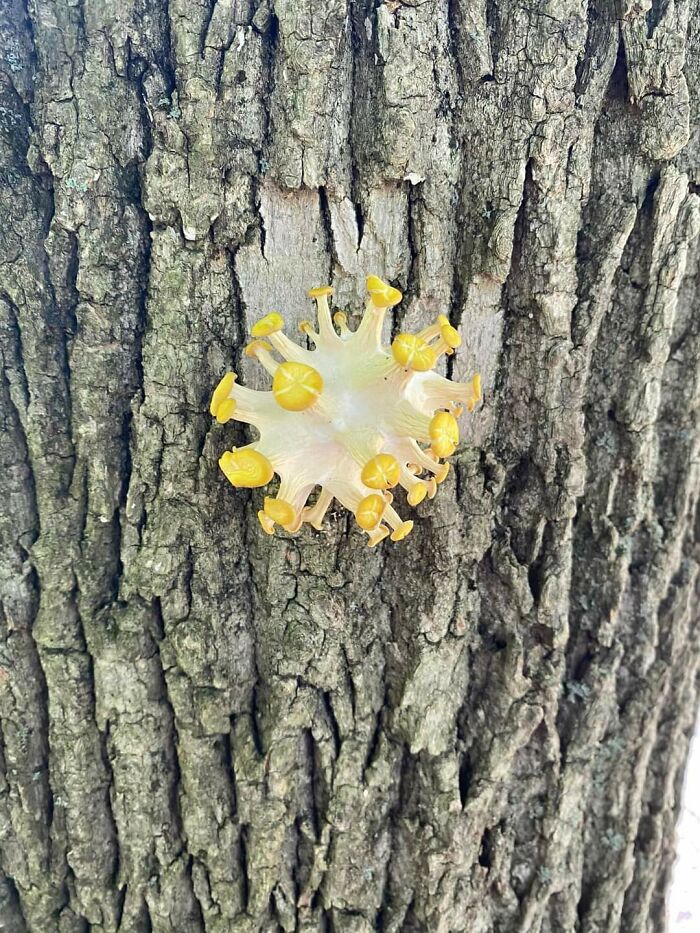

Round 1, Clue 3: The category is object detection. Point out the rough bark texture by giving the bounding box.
[1,1,699,931]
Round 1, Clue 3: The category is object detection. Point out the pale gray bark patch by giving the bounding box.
[1,0,699,931]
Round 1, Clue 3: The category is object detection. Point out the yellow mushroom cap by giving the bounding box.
[436,462,450,484]
[215,397,236,424]
[367,524,391,547]
[245,339,272,358]
[355,493,386,531]
[430,411,459,458]
[210,371,236,417]
[263,497,296,527]
[440,321,461,349]
[252,312,284,338]
[361,453,401,490]
[219,448,274,488]
[466,373,482,412]
[407,483,427,506]
[391,333,437,372]
[390,520,414,542]
[366,275,402,309]
[431,438,455,458]
[308,285,333,299]
[272,361,323,411]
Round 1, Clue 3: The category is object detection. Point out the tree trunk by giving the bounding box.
[1,1,699,931]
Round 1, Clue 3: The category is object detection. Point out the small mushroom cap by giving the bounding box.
[215,398,236,424]
[356,493,386,530]
[308,285,333,299]
[429,411,459,458]
[252,312,284,338]
[366,275,402,308]
[390,520,414,542]
[264,497,296,526]
[272,362,324,411]
[439,321,461,349]
[392,333,436,372]
[210,371,236,417]
[245,339,272,357]
[407,484,427,506]
[361,454,401,490]
[219,448,274,488]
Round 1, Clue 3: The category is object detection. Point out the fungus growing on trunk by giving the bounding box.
[210,276,481,545]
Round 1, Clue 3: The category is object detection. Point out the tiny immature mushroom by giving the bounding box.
[210,276,481,546]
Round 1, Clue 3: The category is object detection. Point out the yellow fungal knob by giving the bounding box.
[308,285,333,299]
[355,493,386,531]
[263,497,296,527]
[361,454,401,489]
[272,361,323,411]
[215,398,236,424]
[391,333,437,372]
[466,373,482,412]
[439,320,461,349]
[390,520,414,542]
[252,312,284,338]
[430,411,459,458]
[245,339,271,358]
[368,525,391,547]
[436,462,450,484]
[219,448,274,488]
[366,275,402,308]
[407,483,427,506]
[210,371,236,417]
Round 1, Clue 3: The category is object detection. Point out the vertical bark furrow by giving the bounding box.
[569,169,699,932]
[0,268,60,923]
[2,8,109,925]
[0,871,27,933]
[619,233,700,929]
[0,379,59,925]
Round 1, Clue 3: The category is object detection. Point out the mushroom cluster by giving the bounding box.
[210,276,481,545]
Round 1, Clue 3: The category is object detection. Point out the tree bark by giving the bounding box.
[1,1,699,931]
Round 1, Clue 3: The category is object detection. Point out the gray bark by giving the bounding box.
[1,0,699,931]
